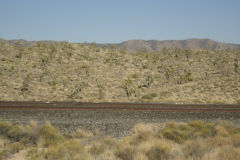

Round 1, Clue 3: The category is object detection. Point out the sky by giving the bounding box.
[0,0,240,44]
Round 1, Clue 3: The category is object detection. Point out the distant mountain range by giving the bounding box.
[113,39,240,52]
[1,38,240,52]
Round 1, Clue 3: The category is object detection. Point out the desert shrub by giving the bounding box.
[19,121,39,145]
[183,139,210,159]
[38,122,63,147]
[0,120,12,136]
[146,143,170,160]
[115,144,135,160]
[58,139,89,160]
[142,93,157,100]
[160,122,192,143]
[188,120,216,137]
[230,127,240,135]
[209,136,231,148]
[161,129,183,143]
[215,125,229,137]
[31,139,90,160]
[131,123,152,144]
[216,120,234,130]
[131,73,139,79]
[89,142,107,156]
[101,136,117,149]
[42,145,61,160]
[7,125,26,141]
[0,120,38,144]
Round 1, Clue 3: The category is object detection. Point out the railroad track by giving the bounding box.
[0,101,240,112]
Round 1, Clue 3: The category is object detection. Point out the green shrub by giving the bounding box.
[160,122,192,143]
[142,93,157,100]
[0,120,12,136]
[230,127,240,135]
[188,121,216,137]
[162,128,183,143]
[39,122,63,147]
[7,125,25,141]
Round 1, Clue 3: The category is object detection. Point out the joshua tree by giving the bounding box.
[122,78,134,97]
[96,79,105,99]
[234,58,239,75]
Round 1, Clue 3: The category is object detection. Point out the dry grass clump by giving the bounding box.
[89,142,107,156]
[1,119,240,160]
[159,121,218,144]
[38,122,63,147]
[70,128,93,138]
[217,146,240,160]
[183,138,211,159]
[146,141,170,160]
[115,143,135,160]
[0,119,39,145]
[160,122,192,143]
[27,139,91,160]
[130,123,153,144]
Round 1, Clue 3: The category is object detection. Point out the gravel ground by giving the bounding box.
[0,110,240,137]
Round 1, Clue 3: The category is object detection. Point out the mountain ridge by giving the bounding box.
[1,38,240,51]
[116,39,240,52]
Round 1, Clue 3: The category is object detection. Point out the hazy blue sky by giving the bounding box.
[0,0,240,43]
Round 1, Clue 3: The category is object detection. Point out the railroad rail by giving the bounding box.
[0,101,240,112]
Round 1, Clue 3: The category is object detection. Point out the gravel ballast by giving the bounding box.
[0,110,240,137]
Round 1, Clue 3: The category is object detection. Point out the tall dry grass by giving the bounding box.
[0,119,240,160]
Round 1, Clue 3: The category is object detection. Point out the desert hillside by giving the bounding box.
[0,40,240,103]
